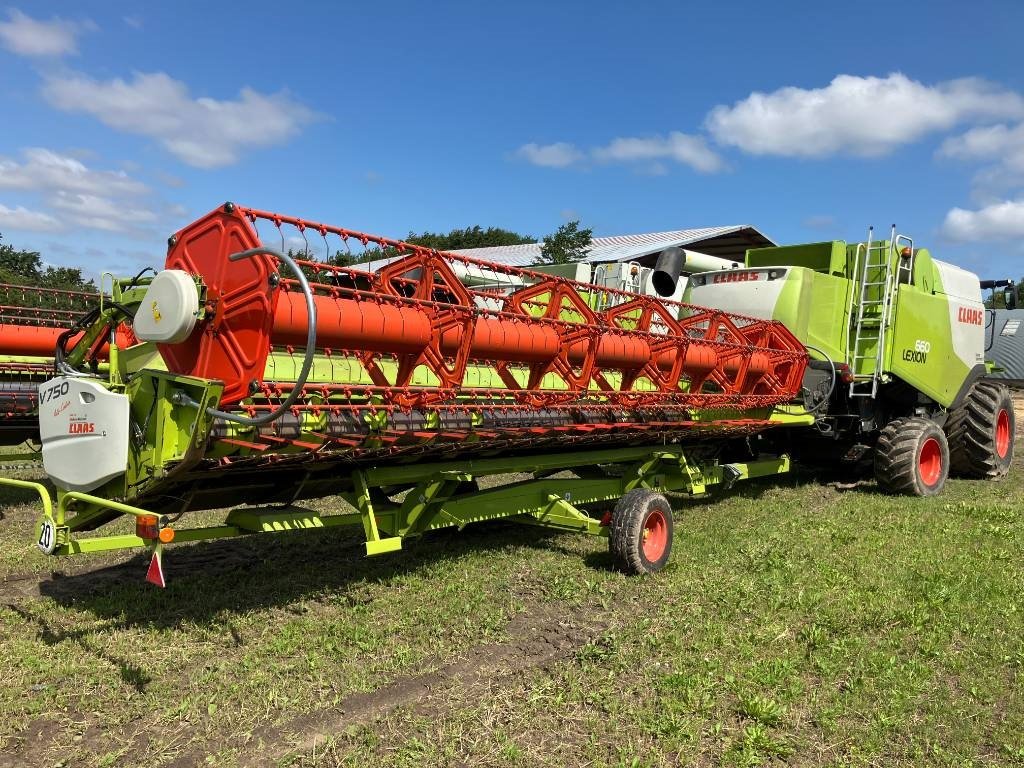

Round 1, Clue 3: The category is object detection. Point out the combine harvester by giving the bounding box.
[0,205,1012,586]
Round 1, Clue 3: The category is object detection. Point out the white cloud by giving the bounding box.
[940,122,1024,194]
[516,142,584,168]
[940,122,1024,162]
[0,148,147,196]
[0,148,172,236]
[706,73,1024,157]
[942,199,1024,242]
[593,132,723,173]
[0,9,91,57]
[42,71,318,168]
[0,204,62,232]
[516,132,722,173]
[49,191,159,233]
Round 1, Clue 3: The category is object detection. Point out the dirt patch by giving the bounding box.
[263,602,604,765]
[152,601,604,768]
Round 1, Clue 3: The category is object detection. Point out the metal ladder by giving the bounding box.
[847,225,912,398]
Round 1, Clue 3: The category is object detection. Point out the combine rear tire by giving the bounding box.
[874,417,949,496]
[946,381,1014,480]
[609,489,674,574]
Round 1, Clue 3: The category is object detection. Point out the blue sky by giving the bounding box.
[1,1,1023,279]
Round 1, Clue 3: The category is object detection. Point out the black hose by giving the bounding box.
[801,343,837,414]
[200,247,318,428]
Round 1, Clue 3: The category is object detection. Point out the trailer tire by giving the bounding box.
[609,489,673,574]
[874,417,949,496]
[946,381,1014,480]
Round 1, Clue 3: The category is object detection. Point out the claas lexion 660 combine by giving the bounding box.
[0,204,1013,586]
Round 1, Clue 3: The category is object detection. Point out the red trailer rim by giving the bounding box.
[918,436,942,486]
[996,408,1011,459]
[642,508,669,561]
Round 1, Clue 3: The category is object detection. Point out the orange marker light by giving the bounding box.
[136,514,159,540]
[158,527,176,544]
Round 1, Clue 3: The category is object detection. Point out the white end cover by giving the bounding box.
[134,269,199,343]
[39,377,130,492]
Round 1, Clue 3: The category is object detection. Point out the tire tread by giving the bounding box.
[609,489,673,574]
[874,417,949,496]
[947,381,1014,479]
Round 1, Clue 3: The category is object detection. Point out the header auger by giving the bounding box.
[162,203,806,416]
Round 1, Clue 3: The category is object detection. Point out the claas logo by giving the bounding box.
[713,271,762,284]
[68,420,96,434]
[957,307,984,326]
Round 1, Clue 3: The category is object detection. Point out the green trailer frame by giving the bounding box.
[1,440,800,583]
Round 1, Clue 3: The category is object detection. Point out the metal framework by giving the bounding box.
[0,283,101,444]
[0,203,816,584]
[2,438,805,586]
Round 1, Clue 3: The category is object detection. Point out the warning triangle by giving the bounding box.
[146,546,166,588]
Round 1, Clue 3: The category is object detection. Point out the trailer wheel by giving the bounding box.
[609,489,674,574]
[946,381,1015,480]
[874,417,949,496]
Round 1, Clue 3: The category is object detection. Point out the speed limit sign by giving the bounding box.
[36,517,57,555]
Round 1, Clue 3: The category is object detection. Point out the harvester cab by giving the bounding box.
[979,278,1024,388]
[684,226,1014,493]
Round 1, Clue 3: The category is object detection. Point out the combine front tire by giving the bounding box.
[874,417,949,496]
[609,489,674,574]
[946,381,1014,480]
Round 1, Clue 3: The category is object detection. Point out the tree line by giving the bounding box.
[293,220,594,267]
[0,234,96,291]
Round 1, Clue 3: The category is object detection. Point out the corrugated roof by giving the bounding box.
[355,225,773,272]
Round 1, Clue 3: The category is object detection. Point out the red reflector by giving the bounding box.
[146,546,166,588]
[136,514,159,540]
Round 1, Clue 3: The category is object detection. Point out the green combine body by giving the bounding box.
[686,227,1011,495]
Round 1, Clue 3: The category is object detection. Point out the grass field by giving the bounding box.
[1,418,1023,767]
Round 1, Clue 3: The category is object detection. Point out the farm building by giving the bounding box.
[359,224,773,271]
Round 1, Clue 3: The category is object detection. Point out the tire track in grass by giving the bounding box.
[266,601,605,766]
[155,601,604,768]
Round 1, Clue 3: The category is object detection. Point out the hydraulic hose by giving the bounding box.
[801,343,837,414]
[200,247,318,427]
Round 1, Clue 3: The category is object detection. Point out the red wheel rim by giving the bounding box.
[642,508,668,561]
[996,408,1011,459]
[918,436,942,487]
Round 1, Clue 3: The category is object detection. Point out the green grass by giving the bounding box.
[1,444,1024,767]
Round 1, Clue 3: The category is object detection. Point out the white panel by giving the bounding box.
[685,270,785,320]
[134,270,199,343]
[933,261,985,368]
[932,259,982,303]
[38,377,130,492]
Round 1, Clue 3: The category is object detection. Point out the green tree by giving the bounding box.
[536,220,593,265]
[0,234,43,284]
[323,225,534,269]
[0,234,94,291]
[405,226,534,252]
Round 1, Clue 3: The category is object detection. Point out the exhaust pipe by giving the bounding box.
[652,247,685,297]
